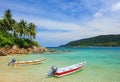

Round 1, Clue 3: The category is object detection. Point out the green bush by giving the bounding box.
[14,38,39,48]
[0,35,15,47]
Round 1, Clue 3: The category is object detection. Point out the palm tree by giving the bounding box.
[17,19,27,38]
[12,22,19,37]
[0,19,4,30]
[3,9,15,32]
[27,22,36,39]
[1,9,37,40]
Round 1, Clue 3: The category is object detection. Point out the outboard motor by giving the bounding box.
[8,58,16,66]
[47,66,57,77]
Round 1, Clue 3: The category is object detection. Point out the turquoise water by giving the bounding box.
[0,47,120,82]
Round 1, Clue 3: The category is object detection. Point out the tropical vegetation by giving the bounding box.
[0,9,39,48]
[60,35,120,47]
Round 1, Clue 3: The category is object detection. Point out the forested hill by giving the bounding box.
[60,34,120,47]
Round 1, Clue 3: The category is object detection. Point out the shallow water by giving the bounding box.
[0,47,120,82]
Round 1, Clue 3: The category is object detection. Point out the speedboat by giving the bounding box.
[47,61,86,77]
[8,58,46,66]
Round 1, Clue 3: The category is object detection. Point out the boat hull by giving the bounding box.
[54,62,86,77]
[55,66,83,77]
[13,58,46,66]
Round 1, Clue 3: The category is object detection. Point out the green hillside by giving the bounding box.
[60,34,120,47]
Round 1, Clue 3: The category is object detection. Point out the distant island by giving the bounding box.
[60,34,120,47]
[0,9,47,56]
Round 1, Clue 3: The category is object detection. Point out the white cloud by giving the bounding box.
[87,17,120,34]
[111,2,120,11]
[33,16,120,47]
[35,19,81,31]
[94,8,107,17]
[94,1,120,17]
[18,16,85,32]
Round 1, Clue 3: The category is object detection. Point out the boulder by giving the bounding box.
[11,45,18,49]
[0,51,7,56]
[0,46,48,56]
[43,47,48,52]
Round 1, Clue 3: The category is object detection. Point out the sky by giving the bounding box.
[0,0,120,47]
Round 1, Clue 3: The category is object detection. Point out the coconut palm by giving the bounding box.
[17,19,27,38]
[0,19,4,29]
[0,9,37,40]
[12,22,19,37]
[3,9,15,32]
[27,22,36,39]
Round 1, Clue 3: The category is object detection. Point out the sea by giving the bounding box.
[0,47,120,82]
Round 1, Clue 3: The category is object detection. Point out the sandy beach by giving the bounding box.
[0,47,120,82]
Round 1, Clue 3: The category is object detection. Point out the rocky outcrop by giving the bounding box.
[0,45,47,56]
[48,49,56,52]
[0,51,7,56]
